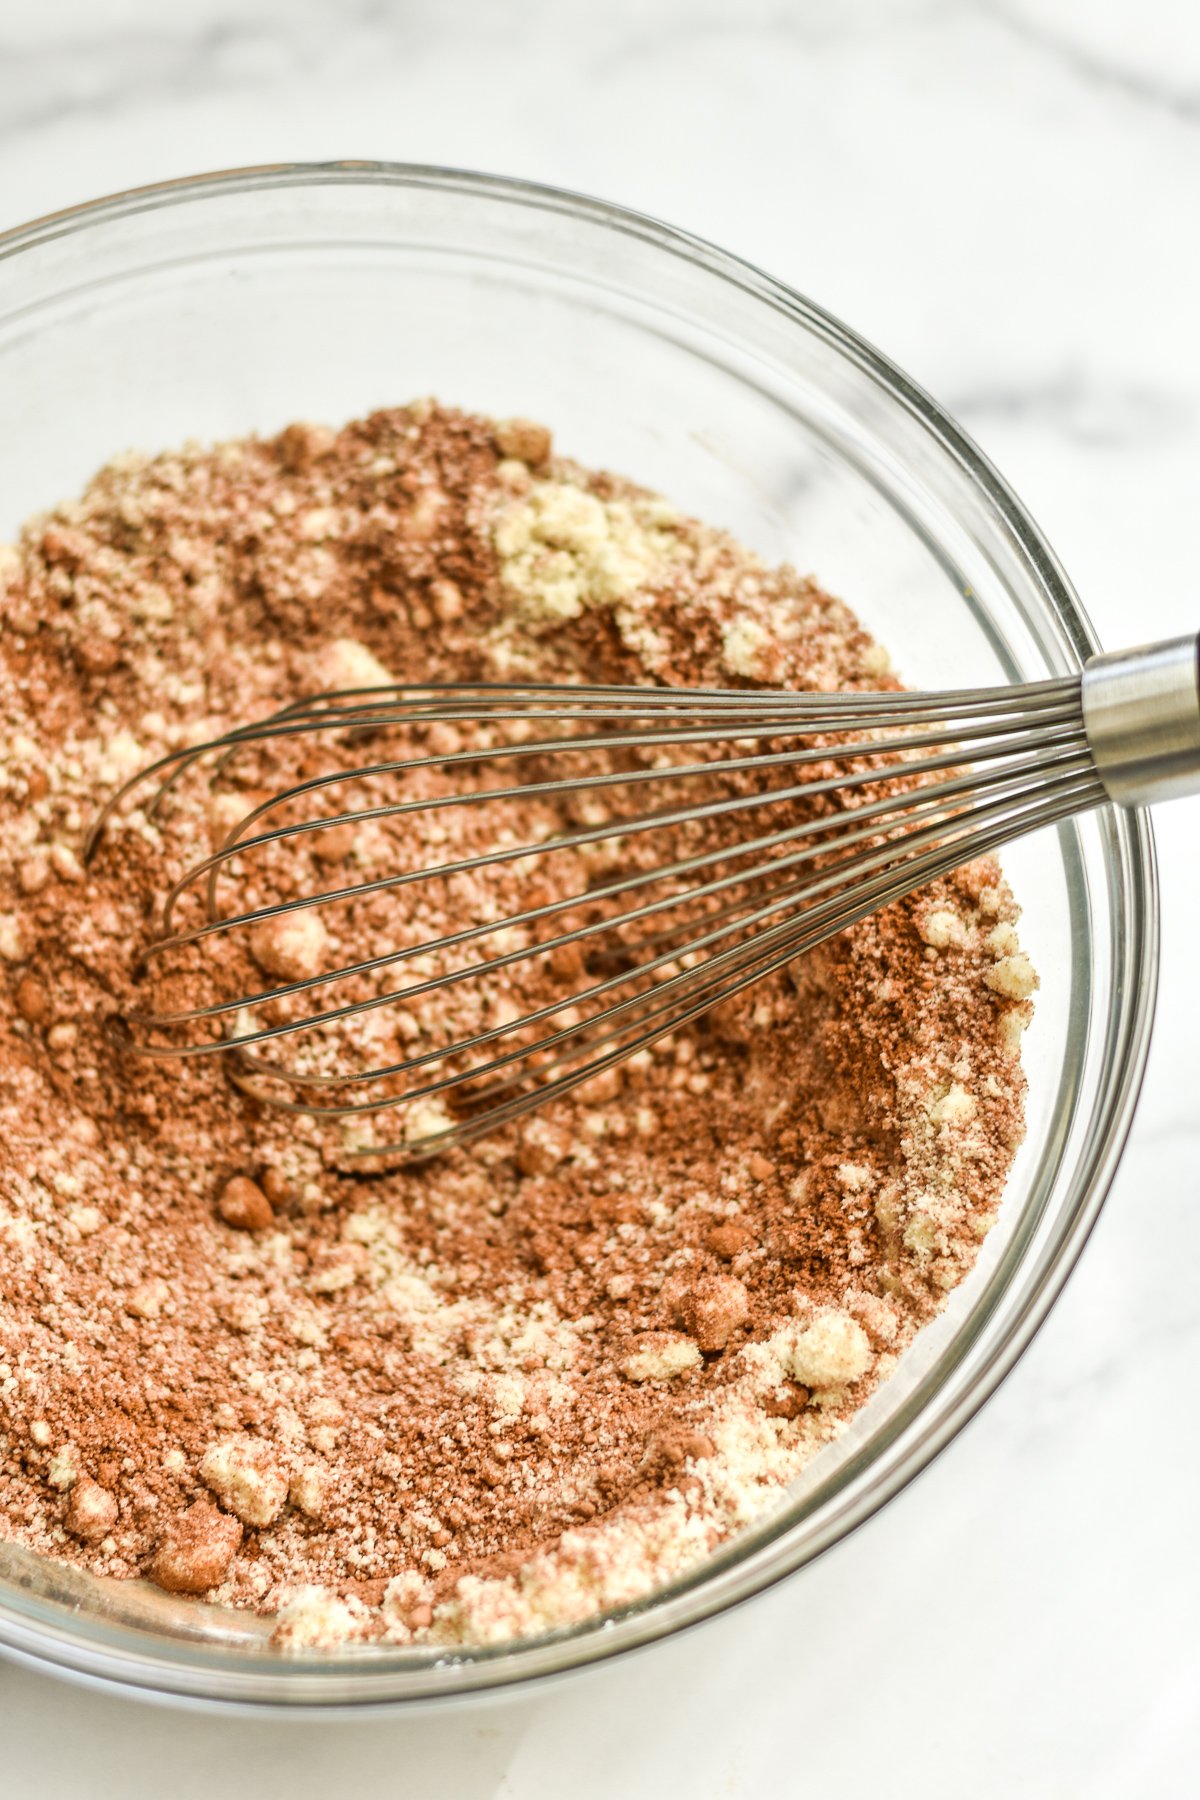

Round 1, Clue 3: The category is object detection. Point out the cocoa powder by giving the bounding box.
[0,402,1034,1647]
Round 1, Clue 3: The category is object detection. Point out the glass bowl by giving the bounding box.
[0,163,1157,1712]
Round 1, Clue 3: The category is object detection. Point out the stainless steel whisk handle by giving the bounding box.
[1082,632,1200,807]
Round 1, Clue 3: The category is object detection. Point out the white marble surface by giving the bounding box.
[1,0,1198,1792]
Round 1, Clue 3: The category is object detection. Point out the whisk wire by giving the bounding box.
[134,727,1092,1033]
[235,764,1104,1149]
[360,771,1106,1159]
[155,704,1089,951]
[86,675,1112,1159]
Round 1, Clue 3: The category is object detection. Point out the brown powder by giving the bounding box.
[0,402,1033,1648]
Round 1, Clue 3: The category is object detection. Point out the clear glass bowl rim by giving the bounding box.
[0,160,1159,1713]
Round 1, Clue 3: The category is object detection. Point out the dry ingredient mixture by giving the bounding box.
[0,403,1037,1651]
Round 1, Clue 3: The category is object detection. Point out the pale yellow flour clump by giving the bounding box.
[495,478,685,621]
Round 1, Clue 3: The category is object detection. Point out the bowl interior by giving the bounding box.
[0,166,1155,1708]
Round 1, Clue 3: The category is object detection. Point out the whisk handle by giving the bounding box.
[1081,632,1200,807]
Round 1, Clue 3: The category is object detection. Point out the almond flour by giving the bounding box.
[0,402,1034,1648]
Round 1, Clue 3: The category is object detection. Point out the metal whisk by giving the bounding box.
[84,632,1199,1161]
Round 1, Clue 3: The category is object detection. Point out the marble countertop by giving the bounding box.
[1,1,1197,1793]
